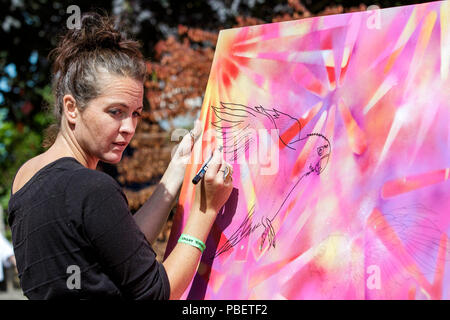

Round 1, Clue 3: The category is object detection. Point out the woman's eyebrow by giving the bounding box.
[112,103,143,110]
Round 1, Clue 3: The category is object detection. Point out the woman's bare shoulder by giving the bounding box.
[12,154,52,195]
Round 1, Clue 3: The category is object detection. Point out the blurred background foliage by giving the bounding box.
[0,0,431,242]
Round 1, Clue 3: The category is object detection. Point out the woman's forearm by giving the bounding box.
[133,160,185,244]
[162,207,217,299]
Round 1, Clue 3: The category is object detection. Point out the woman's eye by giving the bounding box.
[109,109,122,116]
[109,108,141,118]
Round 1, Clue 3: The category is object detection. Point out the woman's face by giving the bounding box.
[74,74,144,164]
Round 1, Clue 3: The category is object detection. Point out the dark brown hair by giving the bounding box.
[43,12,147,148]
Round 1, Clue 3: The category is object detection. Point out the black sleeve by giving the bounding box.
[72,169,171,300]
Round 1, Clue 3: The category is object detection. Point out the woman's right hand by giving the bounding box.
[164,146,233,299]
[193,147,233,216]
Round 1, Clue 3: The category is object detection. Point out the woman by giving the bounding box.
[7,12,233,300]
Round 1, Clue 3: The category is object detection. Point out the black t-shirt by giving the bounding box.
[7,157,170,300]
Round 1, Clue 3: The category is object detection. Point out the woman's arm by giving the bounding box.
[133,123,233,299]
[133,120,202,244]
[162,147,233,299]
[162,206,216,299]
[133,160,184,244]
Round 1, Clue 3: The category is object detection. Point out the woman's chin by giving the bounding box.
[101,152,123,164]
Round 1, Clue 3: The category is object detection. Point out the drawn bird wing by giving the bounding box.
[211,102,260,162]
[367,204,450,297]
[211,101,308,162]
[252,106,303,148]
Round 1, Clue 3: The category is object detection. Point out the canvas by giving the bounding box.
[165,1,450,299]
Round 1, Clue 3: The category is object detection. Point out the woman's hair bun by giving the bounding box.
[50,11,142,75]
[73,12,122,50]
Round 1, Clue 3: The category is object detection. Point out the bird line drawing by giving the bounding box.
[210,102,331,257]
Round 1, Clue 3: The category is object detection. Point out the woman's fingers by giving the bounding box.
[191,119,202,142]
[218,161,233,184]
[204,147,223,182]
[174,119,202,160]
[188,119,202,149]
[201,145,233,185]
[193,145,234,215]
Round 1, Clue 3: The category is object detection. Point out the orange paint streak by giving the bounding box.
[278,120,302,150]
[232,41,259,53]
[384,47,403,74]
[301,101,323,126]
[204,104,213,133]
[306,79,327,96]
[408,286,416,300]
[338,99,367,155]
[416,11,437,57]
[278,102,323,151]
[339,52,352,86]
[222,72,231,88]
[322,33,334,50]
[292,63,327,97]
[223,57,239,79]
[290,146,310,178]
[290,110,327,178]
[232,54,251,68]
[326,66,336,90]
[381,168,449,198]
[383,7,419,74]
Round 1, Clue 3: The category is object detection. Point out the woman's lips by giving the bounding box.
[112,142,127,149]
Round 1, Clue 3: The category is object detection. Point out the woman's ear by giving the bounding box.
[63,94,78,125]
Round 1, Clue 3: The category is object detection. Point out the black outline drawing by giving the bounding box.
[365,203,450,296]
[211,102,331,257]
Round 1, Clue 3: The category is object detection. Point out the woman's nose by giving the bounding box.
[119,116,136,135]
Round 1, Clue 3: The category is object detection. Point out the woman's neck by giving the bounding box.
[46,131,98,170]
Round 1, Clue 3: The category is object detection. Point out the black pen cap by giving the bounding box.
[192,170,206,184]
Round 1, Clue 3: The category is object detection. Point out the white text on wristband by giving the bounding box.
[178,234,206,253]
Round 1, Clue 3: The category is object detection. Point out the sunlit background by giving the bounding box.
[0,0,434,299]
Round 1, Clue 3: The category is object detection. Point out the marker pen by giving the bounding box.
[192,146,222,184]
